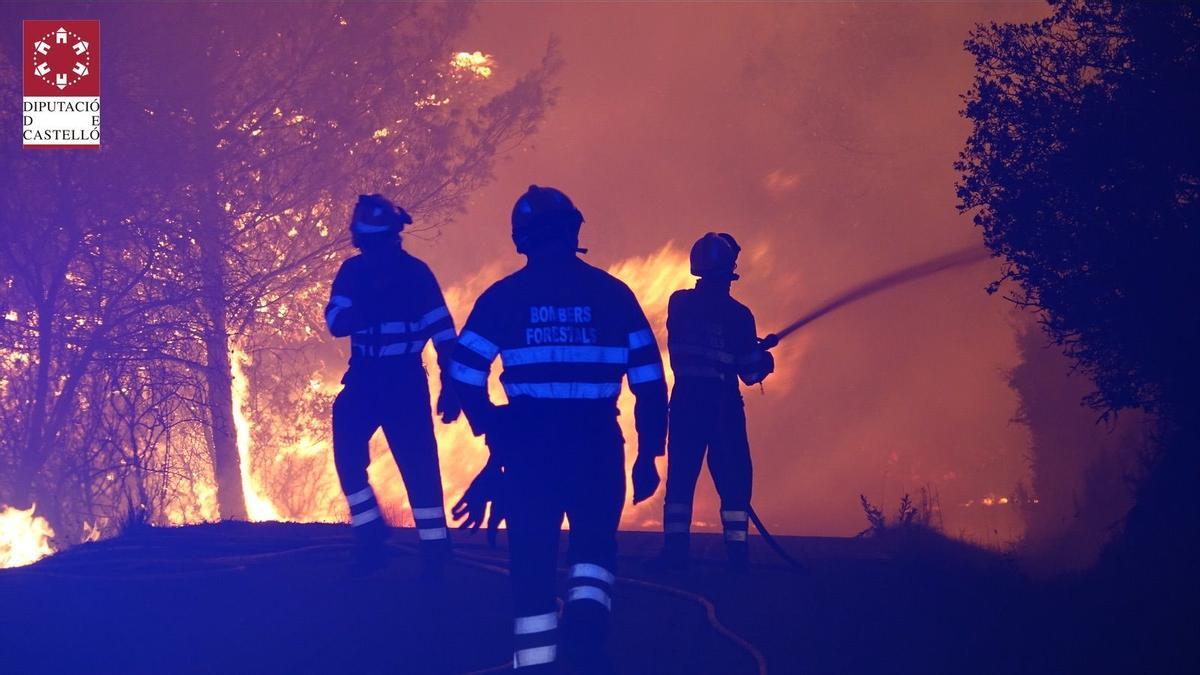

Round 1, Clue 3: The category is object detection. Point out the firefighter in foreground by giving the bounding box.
[658,233,774,571]
[324,194,460,574]
[450,185,667,673]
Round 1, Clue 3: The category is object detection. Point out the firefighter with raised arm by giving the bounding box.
[324,194,461,575]
[657,232,774,571]
[449,185,667,674]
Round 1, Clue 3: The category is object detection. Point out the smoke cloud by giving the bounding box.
[403,2,1055,541]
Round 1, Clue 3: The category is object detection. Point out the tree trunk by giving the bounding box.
[197,203,247,521]
[8,467,36,511]
[203,325,247,521]
[11,293,62,512]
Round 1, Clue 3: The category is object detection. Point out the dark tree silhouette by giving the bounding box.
[1008,321,1144,569]
[127,3,560,520]
[959,4,1199,667]
[957,2,1200,420]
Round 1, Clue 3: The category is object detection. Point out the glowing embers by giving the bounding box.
[451,51,494,78]
[0,504,55,568]
[962,494,1032,507]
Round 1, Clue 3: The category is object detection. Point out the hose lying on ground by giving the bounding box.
[434,543,770,675]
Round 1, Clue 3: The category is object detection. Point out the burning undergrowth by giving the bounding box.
[0,232,807,566]
[219,244,700,531]
[0,505,55,567]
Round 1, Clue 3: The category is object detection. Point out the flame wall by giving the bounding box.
[408,1,1054,543]
[163,2,1061,544]
[227,245,743,531]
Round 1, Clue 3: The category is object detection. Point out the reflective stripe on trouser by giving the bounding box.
[664,389,753,540]
[502,409,625,664]
[345,485,382,527]
[332,365,446,537]
[566,563,615,610]
[721,508,749,542]
[412,505,449,541]
[513,611,558,669]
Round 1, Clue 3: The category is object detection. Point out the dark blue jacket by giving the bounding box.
[449,256,668,457]
[667,282,772,396]
[325,245,456,376]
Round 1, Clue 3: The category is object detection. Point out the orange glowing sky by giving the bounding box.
[389,2,1056,542]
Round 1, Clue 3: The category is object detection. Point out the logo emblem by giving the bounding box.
[30,25,93,91]
[22,20,100,148]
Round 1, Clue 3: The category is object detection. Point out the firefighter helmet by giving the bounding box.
[350,194,411,239]
[717,232,741,260]
[690,232,739,279]
[511,185,585,254]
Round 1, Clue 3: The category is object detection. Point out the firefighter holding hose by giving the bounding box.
[449,185,668,674]
[324,194,461,575]
[657,232,775,571]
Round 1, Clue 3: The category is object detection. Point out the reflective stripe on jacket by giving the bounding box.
[666,284,768,390]
[325,246,456,370]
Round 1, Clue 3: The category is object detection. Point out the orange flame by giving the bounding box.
[417,243,694,530]
[164,244,701,532]
[230,347,285,522]
[609,243,695,528]
[451,51,494,79]
[0,504,56,568]
[965,494,1015,508]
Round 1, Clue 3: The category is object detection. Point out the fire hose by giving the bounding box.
[25,247,985,666]
[746,506,807,572]
[434,542,769,675]
[450,246,997,665]
[749,245,992,570]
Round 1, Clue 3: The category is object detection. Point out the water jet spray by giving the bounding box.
[750,245,992,570]
[759,245,991,350]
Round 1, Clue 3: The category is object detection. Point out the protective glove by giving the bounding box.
[741,349,775,386]
[759,350,776,377]
[451,457,505,547]
[632,454,661,505]
[482,405,512,462]
[436,380,462,424]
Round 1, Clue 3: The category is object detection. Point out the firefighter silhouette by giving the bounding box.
[658,233,775,571]
[324,194,461,574]
[450,186,668,674]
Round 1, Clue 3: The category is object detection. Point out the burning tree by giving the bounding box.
[0,2,559,541]
[129,3,559,521]
[0,91,196,540]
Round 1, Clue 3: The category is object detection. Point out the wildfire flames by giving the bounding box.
[609,245,696,528]
[206,244,696,531]
[965,494,1035,507]
[451,51,494,79]
[4,235,797,557]
[230,350,284,523]
[5,235,792,553]
[0,505,56,568]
